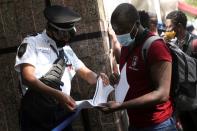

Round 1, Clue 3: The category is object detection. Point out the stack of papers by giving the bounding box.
[76,77,114,109]
[76,63,130,108]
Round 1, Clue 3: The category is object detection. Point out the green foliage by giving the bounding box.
[185,0,197,7]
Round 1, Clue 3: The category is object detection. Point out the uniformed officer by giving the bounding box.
[15,5,109,131]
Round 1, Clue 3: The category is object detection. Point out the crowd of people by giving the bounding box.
[14,2,197,131]
[107,3,197,131]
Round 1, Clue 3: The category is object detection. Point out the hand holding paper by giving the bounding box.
[76,77,114,109]
[52,76,113,131]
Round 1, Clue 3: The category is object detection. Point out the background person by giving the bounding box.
[165,10,197,131]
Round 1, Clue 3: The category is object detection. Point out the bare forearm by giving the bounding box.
[23,77,62,99]
[20,64,76,110]
[119,62,172,110]
[87,71,97,84]
[77,66,97,85]
[99,89,169,114]
[117,89,169,111]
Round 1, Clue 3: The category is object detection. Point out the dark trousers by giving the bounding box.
[20,105,73,131]
[20,90,72,131]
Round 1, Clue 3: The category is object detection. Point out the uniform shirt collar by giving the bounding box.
[42,30,58,48]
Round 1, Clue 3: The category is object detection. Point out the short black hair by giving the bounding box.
[166,11,187,29]
[138,10,150,28]
[111,3,139,33]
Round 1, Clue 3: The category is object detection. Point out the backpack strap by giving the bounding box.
[192,39,197,52]
[190,35,197,52]
[186,33,195,55]
[184,33,197,56]
[142,35,163,62]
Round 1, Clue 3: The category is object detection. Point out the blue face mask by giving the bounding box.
[117,33,135,46]
[116,22,138,46]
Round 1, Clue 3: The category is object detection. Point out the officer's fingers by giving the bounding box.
[64,98,76,111]
[62,94,76,108]
[66,104,76,112]
[99,73,107,78]
[99,73,110,86]
[67,97,76,107]
[68,95,76,104]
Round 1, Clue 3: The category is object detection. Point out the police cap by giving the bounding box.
[44,5,81,29]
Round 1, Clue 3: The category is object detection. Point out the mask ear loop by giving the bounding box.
[129,22,136,34]
[68,27,76,38]
[129,22,139,39]
[134,27,138,38]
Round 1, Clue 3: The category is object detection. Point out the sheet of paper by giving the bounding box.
[115,63,129,103]
[76,99,94,109]
[92,77,114,105]
[76,77,114,109]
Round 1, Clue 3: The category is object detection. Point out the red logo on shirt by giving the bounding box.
[129,56,139,71]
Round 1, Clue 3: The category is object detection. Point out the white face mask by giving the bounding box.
[116,22,138,46]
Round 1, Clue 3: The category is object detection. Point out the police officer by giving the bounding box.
[15,5,109,131]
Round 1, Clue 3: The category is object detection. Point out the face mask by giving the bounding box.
[116,22,138,46]
[49,23,76,47]
[50,33,67,48]
[164,30,176,40]
[117,33,135,46]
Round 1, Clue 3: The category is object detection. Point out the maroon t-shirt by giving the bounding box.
[119,32,173,127]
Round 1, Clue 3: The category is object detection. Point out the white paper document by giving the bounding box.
[76,77,114,109]
[115,63,130,103]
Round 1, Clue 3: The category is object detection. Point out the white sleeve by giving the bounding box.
[15,37,37,72]
[63,46,85,71]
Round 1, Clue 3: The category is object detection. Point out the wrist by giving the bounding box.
[53,89,63,100]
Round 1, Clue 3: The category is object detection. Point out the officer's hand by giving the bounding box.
[109,73,120,86]
[57,92,76,111]
[98,73,110,86]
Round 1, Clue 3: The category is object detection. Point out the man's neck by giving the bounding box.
[136,25,145,39]
[136,26,148,41]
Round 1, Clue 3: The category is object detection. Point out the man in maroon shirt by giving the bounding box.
[101,3,177,131]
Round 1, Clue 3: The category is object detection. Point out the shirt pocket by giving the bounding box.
[36,47,51,65]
